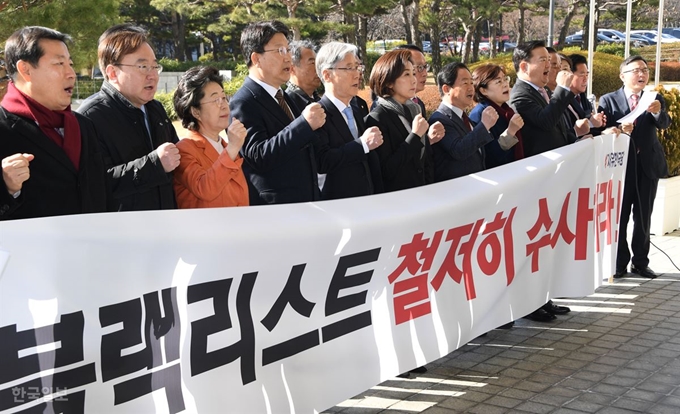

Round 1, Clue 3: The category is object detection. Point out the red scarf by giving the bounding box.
[488,100,524,161]
[1,81,81,170]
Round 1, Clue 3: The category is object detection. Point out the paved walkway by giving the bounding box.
[328,230,680,414]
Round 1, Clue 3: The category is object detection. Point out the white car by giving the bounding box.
[630,30,680,43]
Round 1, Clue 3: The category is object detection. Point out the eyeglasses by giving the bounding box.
[115,63,163,74]
[263,46,291,56]
[414,64,429,73]
[330,65,366,73]
[199,96,229,107]
[622,68,649,75]
[488,75,511,86]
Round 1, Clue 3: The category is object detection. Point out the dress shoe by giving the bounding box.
[542,300,570,315]
[498,321,514,329]
[631,265,657,279]
[524,309,556,322]
[613,268,627,279]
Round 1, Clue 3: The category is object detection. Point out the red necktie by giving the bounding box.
[629,94,639,112]
[462,112,472,132]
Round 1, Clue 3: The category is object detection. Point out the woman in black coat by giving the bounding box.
[365,50,443,192]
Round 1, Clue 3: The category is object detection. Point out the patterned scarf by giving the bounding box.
[488,100,524,161]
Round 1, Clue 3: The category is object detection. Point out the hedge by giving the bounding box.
[656,86,680,177]
[467,51,625,100]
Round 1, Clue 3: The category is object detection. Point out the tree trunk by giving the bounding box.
[557,0,580,46]
[401,0,413,44]
[172,11,187,61]
[489,17,497,58]
[462,23,472,64]
[410,0,420,48]
[472,19,481,63]
[517,0,526,44]
[430,0,442,75]
[358,15,369,82]
[286,1,301,40]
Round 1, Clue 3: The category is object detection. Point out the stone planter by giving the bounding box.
[650,175,680,235]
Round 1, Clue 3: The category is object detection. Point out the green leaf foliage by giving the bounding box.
[655,86,680,177]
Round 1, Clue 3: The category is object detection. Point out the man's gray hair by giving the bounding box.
[289,40,317,66]
[315,42,359,83]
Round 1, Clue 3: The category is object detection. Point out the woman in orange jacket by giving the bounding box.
[172,66,249,208]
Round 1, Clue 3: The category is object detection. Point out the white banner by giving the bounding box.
[0,134,628,414]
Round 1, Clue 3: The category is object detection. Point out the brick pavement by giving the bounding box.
[327,230,680,414]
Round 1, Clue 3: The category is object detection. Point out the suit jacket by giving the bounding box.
[510,80,574,157]
[0,107,108,220]
[314,95,383,200]
[598,88,670,179]
[564,93,598,139]
[351,96,370,119]
[173,130,249,209]
[469,101,515,168]
[76,81,178,211]
[365,104,433,192]
[429,103,494,181]
[286,83,320,110]
[229,77,320,204]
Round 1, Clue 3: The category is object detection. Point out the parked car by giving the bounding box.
[421,40,450,54]
[629,33,656,46]
[630,30,680,43]
[502,42,517,52]
[663,27,680,39]
[565,33,621,46]
[598,29,651,47]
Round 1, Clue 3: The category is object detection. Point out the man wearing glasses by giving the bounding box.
[77,24,179,211]
[564,54,607,140]
[313,41,384,200]
[230,20,326,205]
[598,55,670,280]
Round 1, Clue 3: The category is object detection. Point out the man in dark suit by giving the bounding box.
[313,42,384,200]
[286,40,321,109]
[510,41,575,157]
[564,54,607,140]
[0,26,108,220]
[429,62,496,181]
[229,21,326,205]
[510,41,573,321]
[598,55,671,279]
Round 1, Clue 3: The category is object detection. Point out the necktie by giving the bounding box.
[275,89,294,121]
[629,94,639,112]
[412,97,420,104]
[538,87,550,104]
[461,112,472,132]
[342,107,359,139]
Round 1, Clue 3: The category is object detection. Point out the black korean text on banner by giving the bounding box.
[100,288,184,414]
[0,312,96,412]
[261,249,381,367]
